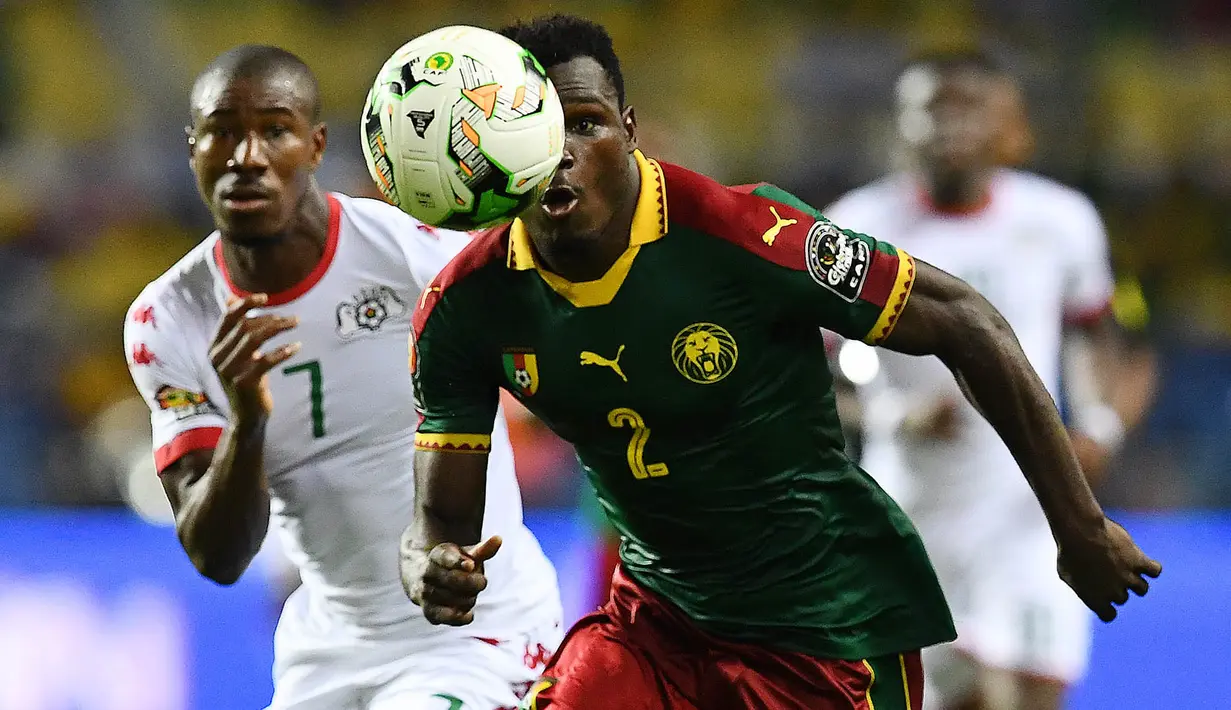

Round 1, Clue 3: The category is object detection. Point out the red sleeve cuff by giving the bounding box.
[1065,300,1113,327]
[154,427,224,473]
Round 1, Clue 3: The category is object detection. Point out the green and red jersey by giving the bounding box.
[410,150,955,659]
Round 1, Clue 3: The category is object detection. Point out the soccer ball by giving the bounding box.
[361,26,565,230]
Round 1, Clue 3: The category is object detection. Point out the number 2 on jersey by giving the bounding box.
[282,360,325,438]
[607,407,668,479]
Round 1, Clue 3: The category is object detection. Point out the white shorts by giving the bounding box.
[917,518,1093,706]
[266,591,564,710]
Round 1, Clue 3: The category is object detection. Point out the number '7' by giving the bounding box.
[283,359,326,439]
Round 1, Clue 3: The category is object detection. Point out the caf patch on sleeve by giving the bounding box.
[155,386,219,420]
[804,221,871,302]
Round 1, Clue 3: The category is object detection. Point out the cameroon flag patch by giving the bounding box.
[503,349,539,395]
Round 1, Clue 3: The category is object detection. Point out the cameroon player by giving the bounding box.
[399,15,1161,710]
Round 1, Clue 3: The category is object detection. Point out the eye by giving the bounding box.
[265,124,290,139]
[574,117,598,133]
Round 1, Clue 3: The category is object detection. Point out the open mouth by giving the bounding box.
[221,187,273,213]
[540,185,579,219]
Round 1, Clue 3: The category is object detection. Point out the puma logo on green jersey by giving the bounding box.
[580,344,627,382]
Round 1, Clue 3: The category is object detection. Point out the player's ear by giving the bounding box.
[185,125,196,158]
[622,106,637,150]
[311,122,328,168]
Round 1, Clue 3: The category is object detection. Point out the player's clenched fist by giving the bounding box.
[401,535,502,626]
[210,294,300,416]
[1057,516,1162,623]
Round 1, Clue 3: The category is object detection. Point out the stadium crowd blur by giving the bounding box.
[1,0,1229,520]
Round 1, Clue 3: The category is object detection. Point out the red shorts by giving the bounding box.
[523,566,923,710]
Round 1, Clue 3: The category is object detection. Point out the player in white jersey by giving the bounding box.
[825,52,1145,710]
[123,46,561,710]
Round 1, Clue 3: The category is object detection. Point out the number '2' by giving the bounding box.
[607,407,668,479]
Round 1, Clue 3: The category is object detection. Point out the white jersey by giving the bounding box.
[825,170,1114,543]
[123,193,559,648]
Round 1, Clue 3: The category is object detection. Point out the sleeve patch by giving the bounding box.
[155,386,220,420]
[414,432,492,454]
[804,222,873,302]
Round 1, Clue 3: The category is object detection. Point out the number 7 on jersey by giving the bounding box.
[283,359,326,438]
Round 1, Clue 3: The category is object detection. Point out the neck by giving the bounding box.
[535,162,640,283]
[220,186,331,295]
[924,168,993,214]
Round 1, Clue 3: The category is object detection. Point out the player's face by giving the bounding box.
[523,57,637,242]
[914,69,997,181]
[189,72,326,240]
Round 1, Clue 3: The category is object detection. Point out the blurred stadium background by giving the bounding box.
[0,0,1227,707]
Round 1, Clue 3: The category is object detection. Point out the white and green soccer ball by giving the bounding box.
[361,25,565,230]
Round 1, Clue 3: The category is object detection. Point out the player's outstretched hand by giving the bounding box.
[210,294,300,417]
[402,535,503,626]
[1057,516,1162,622]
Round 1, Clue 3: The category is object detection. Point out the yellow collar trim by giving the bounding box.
[506,150,667,307]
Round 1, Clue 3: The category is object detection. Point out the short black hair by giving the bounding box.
[901,48,1003,79]
[190,44,322,122]
[498,14,626,107]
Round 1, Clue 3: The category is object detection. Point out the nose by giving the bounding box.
[557,142,575,171]
[230,130,269,170]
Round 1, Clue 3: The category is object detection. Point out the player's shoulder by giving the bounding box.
[332,191,412,230]
[432,223,510,290]
[660,160,816,226]
[657,160,826,266]
[411,223,511,331]
[331,191,442,247]
[1000,170,1100,222]
[127,235,221,334]
[332,191,476,281]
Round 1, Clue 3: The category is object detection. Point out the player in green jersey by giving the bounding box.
[398,14,1161,710]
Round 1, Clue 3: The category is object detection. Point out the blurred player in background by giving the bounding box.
[988,72,1158,443]
[824,51,1155,710]
[123,45,560,710]
[399,16,1160,710]
[987,74,1034,169]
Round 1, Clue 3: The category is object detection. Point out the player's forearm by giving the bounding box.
[177,417,272,585]
[1112,346,1158,431]
[940,301,1105,536]
[406,450,488,550]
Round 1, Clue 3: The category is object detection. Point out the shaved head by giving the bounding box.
[190,44,321,124]
[187,44,328,243]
